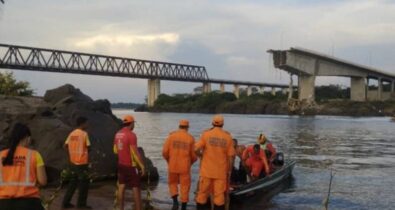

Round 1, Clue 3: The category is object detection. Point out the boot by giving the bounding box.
[172,195,179,210]
[181,202,187,210]
[213,205,225,210]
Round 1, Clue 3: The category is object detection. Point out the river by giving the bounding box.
[110,110,395,210]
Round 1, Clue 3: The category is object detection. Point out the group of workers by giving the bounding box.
[0,114,279,210]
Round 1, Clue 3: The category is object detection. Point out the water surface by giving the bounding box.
[113,111,395,210]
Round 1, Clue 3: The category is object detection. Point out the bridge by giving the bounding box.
[0,43,291,106]
[268,47,395,102]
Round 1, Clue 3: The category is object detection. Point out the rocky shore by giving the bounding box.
[0,84,158,183]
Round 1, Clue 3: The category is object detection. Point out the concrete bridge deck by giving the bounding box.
[269,47,395,101]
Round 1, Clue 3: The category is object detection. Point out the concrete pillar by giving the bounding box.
[259,86,265,94]
[282,88,287,95]
[378,78,382,101]
[392,81,395,93]
[298,75,315,101]
[247,86,253,96]
[350,77,366,101]
[233,84,240,99]
[202,82,211,94]
[220,83,225,93]
[288,74,294,100]
[271,87,276,96]
[147,79,161,107]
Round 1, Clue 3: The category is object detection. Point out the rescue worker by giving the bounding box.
[230,139,247,185]
[195,115,235,210]
[114,115,145,210]
[162,119,197,210]
[257,134,277,166]
[242,144,270,181]
[62,117,92,209]
[0,123,47,210]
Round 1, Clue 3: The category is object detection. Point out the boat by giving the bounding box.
[230,159,296,200]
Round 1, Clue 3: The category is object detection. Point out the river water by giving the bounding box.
[112,110,395,210]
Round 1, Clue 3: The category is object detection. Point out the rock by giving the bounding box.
[0,85,153,183]
[138,147,159,182]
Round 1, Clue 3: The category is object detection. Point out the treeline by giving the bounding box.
[111,102,143,109]
[147,85,356,114]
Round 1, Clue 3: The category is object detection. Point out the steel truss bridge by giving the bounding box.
[0,43,290,88]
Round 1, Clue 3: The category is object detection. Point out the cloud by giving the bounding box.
[1,0,395,102]
[73,33,180,49]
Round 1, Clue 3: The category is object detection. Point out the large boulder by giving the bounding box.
[0,84,159,183]
[0,85,120,182]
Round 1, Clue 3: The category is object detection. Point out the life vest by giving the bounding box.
[0,147,40,198]
[67,129,89,165]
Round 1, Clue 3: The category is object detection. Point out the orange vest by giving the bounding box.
[67,129,89,165]
[0,147,40,198]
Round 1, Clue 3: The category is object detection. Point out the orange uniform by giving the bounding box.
[162,129,197,203]
[65,128,91,165]
[0,146,44,199]
[195,127,235,206]
[242,145,270,178]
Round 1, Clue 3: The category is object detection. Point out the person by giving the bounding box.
[242,144,270,181]
[230,139,247,185]
[195,115,235,210]
[62,117,92,209]
[113,115,145,210]
[162,119,197,210]
[0,123,47,210]
[257,134,277,169]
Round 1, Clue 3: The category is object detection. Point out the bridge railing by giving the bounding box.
[0,44,209,82]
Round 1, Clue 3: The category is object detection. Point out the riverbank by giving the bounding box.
[138,92,395,116]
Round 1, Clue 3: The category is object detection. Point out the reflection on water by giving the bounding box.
[113,110,395,210]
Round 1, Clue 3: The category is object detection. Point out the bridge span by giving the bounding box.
[0,44,291,106]
[269,47,395,102]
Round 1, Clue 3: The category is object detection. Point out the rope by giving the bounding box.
[41,169,70,210]
[144,169,154,210]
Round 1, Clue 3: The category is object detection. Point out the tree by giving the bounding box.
[0,71,34,96]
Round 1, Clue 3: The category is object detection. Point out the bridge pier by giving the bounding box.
[350,77,366,101]
[298,75,315,101]
[247,86,253,96]
[259,86,264,94]
[271,87,276,96]
[233,84,240,98]
[202,82,211,94]
[147,79,161,107]
[378,78,383,101]
[220,83,225,93]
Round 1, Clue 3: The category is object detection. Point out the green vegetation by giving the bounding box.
[111,102,143,109]
[0,71,34,96]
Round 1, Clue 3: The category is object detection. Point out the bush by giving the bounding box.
[0,72,34,96]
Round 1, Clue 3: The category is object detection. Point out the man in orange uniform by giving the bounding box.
[162,119,197,210]
[114,115,145,210]
[62,116,92,209]
[195,115,235,210]
[242,144,270,181]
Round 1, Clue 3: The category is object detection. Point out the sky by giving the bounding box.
[1,0,395,103]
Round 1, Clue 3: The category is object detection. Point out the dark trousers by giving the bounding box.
[0,198,44,210]
[62,164,90,207]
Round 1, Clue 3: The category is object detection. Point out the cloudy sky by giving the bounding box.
[1,0,395,102]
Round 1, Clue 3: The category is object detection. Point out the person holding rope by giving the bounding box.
[62,116,92,209]
[162,119,197,210]
[113,115,145,210]
[0,123,47,210]
[195,115,235,210]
